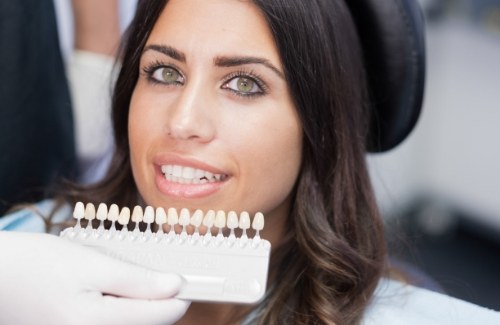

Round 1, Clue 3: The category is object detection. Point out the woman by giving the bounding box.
[70,0,384,323]
[7,1,498,325]
[2,0,381,323]
[2,0,383,323]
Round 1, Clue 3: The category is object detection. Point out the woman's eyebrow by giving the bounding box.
[142,45,284,80]
[214,56,285,80]
[143,44,186,62]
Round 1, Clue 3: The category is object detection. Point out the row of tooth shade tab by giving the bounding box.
[70,202,264,241]
[60,202,271,303]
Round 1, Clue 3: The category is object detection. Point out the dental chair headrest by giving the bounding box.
[347,0,426,152]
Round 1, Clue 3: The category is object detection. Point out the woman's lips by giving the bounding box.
[154,163,229,199]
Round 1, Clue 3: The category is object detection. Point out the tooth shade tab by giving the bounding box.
[191,209,203,228]
[73,202,85,220]
[203,210,215,228]
[65,203,266,244]
[84,203,96,221]
[252,212,264,231]
[227,211,238,229]
[179,208,190,226]
[155,207,167,224]
[108,204,119,222]
[239,211,250,230]
[143,206,155,224]
[167,208,178,225]
[118,207,131,225]
[96,203,108,221]
[131,206,144,223]
[215,210,226,228]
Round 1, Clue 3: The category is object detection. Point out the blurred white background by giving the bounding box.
[368,0,500,310]
[369,0,500,237]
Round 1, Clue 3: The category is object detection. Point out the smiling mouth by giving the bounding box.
[161,164,229,184]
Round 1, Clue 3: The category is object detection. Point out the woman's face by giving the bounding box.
[129,0,302,238]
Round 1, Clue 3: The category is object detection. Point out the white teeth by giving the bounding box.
[195,169,205,179]
[161,164,226,184]
[182,167,195,179]
[71,203,265,241]
[173,165,183,177]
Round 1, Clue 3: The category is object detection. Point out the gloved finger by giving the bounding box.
[88,260,184,299]
[95,296,190,325]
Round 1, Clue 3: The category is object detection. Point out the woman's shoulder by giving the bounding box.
[0,199,71,233]
[363,278,500,325]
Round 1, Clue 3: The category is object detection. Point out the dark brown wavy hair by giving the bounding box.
[64,0,386,324]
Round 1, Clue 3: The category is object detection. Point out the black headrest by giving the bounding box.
[346,0,426,152]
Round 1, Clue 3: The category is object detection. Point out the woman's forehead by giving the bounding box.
[146,0,281,67]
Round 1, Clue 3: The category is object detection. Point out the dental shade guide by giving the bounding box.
[60,202,271,304]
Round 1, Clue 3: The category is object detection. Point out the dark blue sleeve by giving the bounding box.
[0,0,77,215]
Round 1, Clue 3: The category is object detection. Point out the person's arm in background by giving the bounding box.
[68,0,127,184]
[72,0,120,56]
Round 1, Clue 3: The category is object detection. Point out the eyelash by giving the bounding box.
[221,70,268,98]
[142,60,184,86]
[141,61,269,98]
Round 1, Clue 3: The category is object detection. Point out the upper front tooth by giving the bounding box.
[173,165,183,177]
[195,169,205,179]
[182,167,195,179]
[163,165,221,179]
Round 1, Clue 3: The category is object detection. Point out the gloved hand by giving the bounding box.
[0,231,190,325]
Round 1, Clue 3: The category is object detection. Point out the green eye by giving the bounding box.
[224,76,263,97]
[162,67,180,83]
[237,77,255,93]
[149,66,184,85]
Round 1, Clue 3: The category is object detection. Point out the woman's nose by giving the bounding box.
[164,82,216,143]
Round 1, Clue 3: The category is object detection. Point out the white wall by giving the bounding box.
[369,15,500,232]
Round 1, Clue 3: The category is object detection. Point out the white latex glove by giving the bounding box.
[0,231,190,325]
